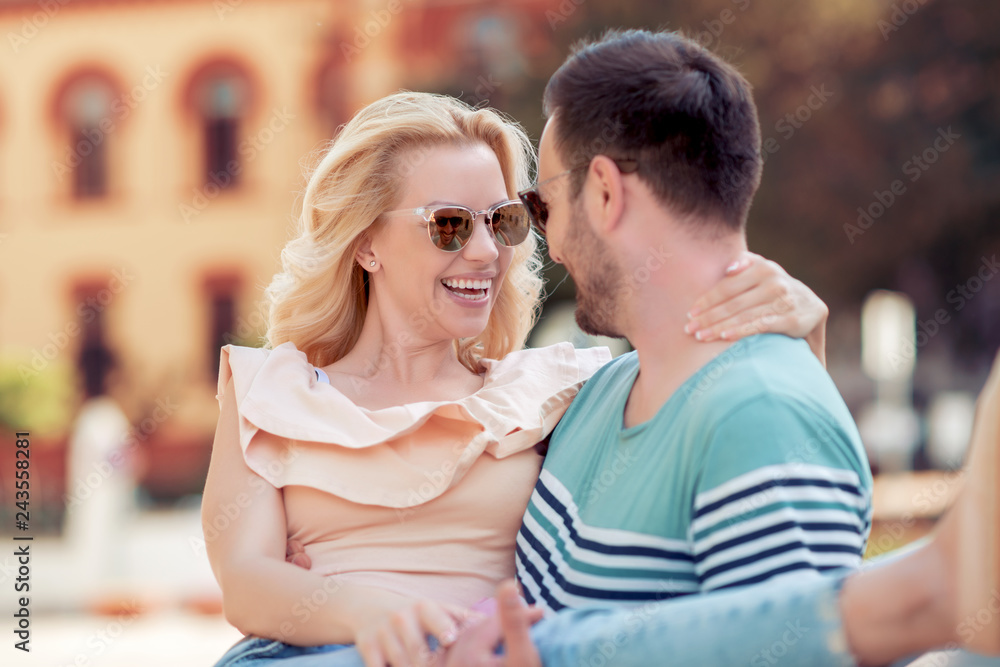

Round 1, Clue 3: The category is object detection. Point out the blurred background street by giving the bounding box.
[0,0,997,664]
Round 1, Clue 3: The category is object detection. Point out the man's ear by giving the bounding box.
[584,155,626,235]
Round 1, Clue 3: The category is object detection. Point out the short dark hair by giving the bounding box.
[544,29,762,232]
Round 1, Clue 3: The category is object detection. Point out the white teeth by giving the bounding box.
[442,277,492,290]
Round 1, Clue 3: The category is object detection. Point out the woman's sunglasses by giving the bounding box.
[382,200,531,252]
[517,158,639,235]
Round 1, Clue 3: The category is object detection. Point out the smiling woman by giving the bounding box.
[263,93,542,376]
[200,91,834,667]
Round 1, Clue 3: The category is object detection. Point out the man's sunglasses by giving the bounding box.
[382,200,531,252]
[517,158,639,235]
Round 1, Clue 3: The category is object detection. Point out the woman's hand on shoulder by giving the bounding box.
[686,251,829,366]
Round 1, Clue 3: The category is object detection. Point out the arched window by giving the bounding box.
[203,272,242,379]
[73,280,116,397]
[316,61,351,138]
[59,74,117,199]
[189,64,251,189]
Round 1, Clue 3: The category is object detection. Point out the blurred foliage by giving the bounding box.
[422,0,1000,372]
[0,357,77,439]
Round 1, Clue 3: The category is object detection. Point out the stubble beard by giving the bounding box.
[565,199,627,339]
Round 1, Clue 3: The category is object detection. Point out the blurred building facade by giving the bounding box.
[0,0,555,510]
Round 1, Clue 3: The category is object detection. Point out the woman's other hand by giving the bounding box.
[354,599,477,667]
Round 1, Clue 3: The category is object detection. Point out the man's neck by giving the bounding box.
[620,232,746,429]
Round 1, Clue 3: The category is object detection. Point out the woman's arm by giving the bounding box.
[203,379,460,654]
[685,252,829,367]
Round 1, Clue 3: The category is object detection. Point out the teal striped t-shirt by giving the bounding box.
[515,334,873,612]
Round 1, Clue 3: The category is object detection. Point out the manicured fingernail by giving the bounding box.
[441,630,457,645]
[719,331,728,340]
[683,322,693,334]
[725,261,741,274]
[694,330,705,341]
[688,307,700,318]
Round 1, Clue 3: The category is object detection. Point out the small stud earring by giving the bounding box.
[369,260,376,267]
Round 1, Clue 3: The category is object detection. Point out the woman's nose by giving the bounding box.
[461,215,500,262]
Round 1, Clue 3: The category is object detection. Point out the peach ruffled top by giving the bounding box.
[216,341,611,608]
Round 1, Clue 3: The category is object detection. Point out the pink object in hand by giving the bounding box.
[471,597,498,616]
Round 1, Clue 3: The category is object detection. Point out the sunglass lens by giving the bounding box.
[428,209,474,251]
[518,190,547,235]
[489,202,531,247]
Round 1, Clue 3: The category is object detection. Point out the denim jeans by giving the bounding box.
[214,573,857,666]
[213,636,356,666]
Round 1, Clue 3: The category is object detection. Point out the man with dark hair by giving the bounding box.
[513,27,871,613]
[439,28,999,667]
[543,29,762,233]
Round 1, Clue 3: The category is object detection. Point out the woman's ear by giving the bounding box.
[355,233,378,271]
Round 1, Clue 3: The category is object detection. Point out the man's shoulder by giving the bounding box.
[691,336,869,492]
[549,350,637,436]
[571,349,639,401]
[686,334,837,409]
[684,335,863,457]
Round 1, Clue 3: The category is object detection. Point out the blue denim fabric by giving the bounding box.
[212,574,858,666]
[213,636,359,666]
[528,573,856,667]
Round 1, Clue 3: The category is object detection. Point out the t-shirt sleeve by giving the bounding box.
[689,393,872,592]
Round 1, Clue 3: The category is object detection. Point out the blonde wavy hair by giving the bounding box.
[264,92,543,372]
